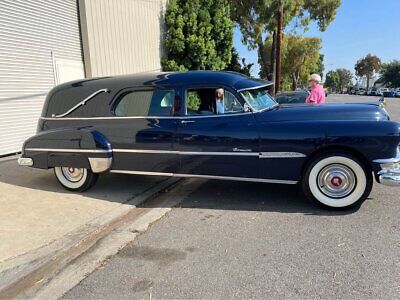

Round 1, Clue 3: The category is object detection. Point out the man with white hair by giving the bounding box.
[306,73,325,104]
[215,88,224,114]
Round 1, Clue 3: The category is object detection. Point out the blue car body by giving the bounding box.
[19,71,400,192]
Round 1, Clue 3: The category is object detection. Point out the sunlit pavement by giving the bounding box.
[64,95,400,299]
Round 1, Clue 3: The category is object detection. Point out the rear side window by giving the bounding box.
[114,90,174,117]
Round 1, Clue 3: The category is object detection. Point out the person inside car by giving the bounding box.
[215,88,224,114]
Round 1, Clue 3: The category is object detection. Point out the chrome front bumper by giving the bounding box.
[374,152,400,186]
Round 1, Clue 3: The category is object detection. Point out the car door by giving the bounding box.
[100,88,180,174]
[177,87,259,179]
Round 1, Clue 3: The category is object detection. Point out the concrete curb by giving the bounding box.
[0,177,182,299]
[33,178,206,299]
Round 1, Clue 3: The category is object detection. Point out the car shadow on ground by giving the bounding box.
[0,159,168,204]
[1,158,366,215]
[142,179,367,216]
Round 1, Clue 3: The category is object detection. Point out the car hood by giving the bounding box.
[256,103,390,122]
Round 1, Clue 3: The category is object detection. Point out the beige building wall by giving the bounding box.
[79,0,167,77]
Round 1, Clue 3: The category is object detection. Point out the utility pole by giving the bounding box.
[270,30,277,95]
[275,1,283,94]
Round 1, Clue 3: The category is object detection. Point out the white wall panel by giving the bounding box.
[80,0,167,77]
[0,0,84,155]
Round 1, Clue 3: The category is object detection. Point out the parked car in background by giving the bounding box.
[377,87,389,96]
[349,89,357,95]
[18,71,400,210]
[368,87,379,96]
[275,90,309,104]
[383,88,396,98]
[395,88,400,98]
[357,89,367,95]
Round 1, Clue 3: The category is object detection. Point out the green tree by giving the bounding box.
[336,68,352,93]
[325,70,340,92]
[312,53,325,79]
[162,0,233,71]
[380,60,400,88]
[263,34,322,90]
[231,0,340,85]
[355,54,381,90]
[225,47,254,76]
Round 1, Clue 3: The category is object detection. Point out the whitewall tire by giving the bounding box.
[302,153,373,209]
[54,167,98,191]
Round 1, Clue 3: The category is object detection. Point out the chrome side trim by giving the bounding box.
[259,152,306,158]
[373,154,400,164]
[110,170,174,177]
[113,149,178,154]
[18,157,33,166]
[24,148,112,154]
[24,147,306,159]
[52,88,110,118]
[110,169,298,185]
[41,116,178,121]
[88,157,113,173]
[40,112,253,121]
[373,152,400,169]
[113,149,259,156]
[233,147,252,152]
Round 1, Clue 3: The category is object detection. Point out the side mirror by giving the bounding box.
[243,103,251,112]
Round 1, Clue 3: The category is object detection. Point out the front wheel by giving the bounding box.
[54,167,98,192]
[302,153,373,209]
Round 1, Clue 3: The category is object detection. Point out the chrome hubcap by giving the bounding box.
[317,164,356,198]
[61,167,84,182]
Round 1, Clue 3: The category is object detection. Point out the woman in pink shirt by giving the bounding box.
[305,74,325,104]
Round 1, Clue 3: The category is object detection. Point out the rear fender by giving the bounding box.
[21,128,112,173]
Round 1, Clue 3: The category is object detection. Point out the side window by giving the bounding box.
[223,91,244,114]
[186,91,201,114]
[114,90,174,117]
[185,88,244,116]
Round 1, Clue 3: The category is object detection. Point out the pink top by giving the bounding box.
[306,84,325,104]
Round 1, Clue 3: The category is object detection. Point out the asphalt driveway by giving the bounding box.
[64,95,400,299]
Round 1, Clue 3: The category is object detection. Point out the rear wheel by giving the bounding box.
[302,153,373,209]
[54,167,98,192]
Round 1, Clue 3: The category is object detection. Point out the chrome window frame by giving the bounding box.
[52,88,110,118]
[237,83,278,112]
[183,86,248,117]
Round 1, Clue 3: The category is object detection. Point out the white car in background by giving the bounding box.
[395,88,400,98]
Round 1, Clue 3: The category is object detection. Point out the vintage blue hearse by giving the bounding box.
[18,71,400,209]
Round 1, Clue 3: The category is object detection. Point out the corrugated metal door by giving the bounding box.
[0,0,84,155]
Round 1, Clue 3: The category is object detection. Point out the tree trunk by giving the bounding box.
[291,73,297,91]
[366,74,370,90]
[257,41,270,80]
[275,2,283,94]
[270,30,277,94]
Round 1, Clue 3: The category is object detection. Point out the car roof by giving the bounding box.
[56,71,272,92]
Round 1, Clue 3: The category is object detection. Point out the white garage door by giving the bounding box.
[0,0,84,156]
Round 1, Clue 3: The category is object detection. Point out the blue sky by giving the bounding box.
[234,0,400,78]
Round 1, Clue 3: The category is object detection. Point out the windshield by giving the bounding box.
[240,87,277,111]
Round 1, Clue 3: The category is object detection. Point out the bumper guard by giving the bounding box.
[374,151,400,186]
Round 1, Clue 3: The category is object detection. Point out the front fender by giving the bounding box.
[257,119,400,182]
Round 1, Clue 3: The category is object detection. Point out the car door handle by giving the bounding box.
[180,120,196,125]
